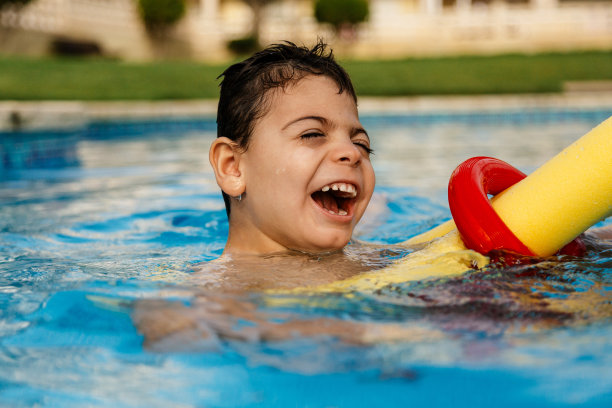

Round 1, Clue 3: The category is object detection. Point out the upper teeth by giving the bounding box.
[321,183,357,197]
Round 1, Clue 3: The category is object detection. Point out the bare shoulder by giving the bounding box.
[187,242,413,292]
[189,257,238,290]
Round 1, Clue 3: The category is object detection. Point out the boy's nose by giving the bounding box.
[331,138,361,166]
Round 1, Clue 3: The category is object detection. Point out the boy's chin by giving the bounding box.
[298,236,352,254]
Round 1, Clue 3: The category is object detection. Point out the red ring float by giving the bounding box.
[448,157,585,257]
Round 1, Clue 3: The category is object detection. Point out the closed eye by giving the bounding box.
[300,132,325,139]
[354,142,374,155]
[351,127,372,155]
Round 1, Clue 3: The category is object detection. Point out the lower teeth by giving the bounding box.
[328,209,348,216]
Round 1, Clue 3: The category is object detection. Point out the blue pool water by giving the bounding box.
[1,107,611,407]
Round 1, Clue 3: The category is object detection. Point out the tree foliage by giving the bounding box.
[0,0,33,8]
[137,0,186,35]
[314,0,369,32]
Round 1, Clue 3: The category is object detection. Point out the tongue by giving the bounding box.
[312,191,339,213]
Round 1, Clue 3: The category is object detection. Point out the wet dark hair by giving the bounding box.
[216,40,358,218]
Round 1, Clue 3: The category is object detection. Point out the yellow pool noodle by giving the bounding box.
[404,219,456,245]
[492,116,612,256]
[406,116,612,256]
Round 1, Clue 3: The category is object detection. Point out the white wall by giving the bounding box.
[2,0,611,60]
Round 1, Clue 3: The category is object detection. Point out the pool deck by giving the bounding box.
[2,92,612,132]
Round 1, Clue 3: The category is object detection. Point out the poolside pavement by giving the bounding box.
[2,92,612,132]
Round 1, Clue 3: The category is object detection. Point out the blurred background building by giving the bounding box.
[1,0,611,60]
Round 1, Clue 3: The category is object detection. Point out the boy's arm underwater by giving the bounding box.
[132,293,444,351]
[588,224,612,241]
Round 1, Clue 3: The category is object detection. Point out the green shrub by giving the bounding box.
[227,36,260,55]
[0,0,33,7]
[314,0,369,31]
[137,0,186,33]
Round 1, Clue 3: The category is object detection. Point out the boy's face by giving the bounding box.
[233,75,375,254]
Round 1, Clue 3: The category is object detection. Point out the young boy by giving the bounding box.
[209,41,376,256]
[133,42,402,347]
[192,41,401,291]
[186,42,412,290]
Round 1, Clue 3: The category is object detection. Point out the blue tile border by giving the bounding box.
[85,117,218,139]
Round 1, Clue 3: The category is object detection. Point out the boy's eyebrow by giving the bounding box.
[352,127,370,141]
[282,115,329,130]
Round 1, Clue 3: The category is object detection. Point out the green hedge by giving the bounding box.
[0,0,33,6]
[314,0,369,30]
[137,0,186,32]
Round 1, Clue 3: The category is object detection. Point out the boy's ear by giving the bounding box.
[209,137,245,197]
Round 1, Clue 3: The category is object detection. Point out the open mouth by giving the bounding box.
[311,182,358,217]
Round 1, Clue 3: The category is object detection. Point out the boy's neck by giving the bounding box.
[223,216,286,255]
[224,210,346,256]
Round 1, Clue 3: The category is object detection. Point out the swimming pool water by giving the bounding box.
[1,109,611,407]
